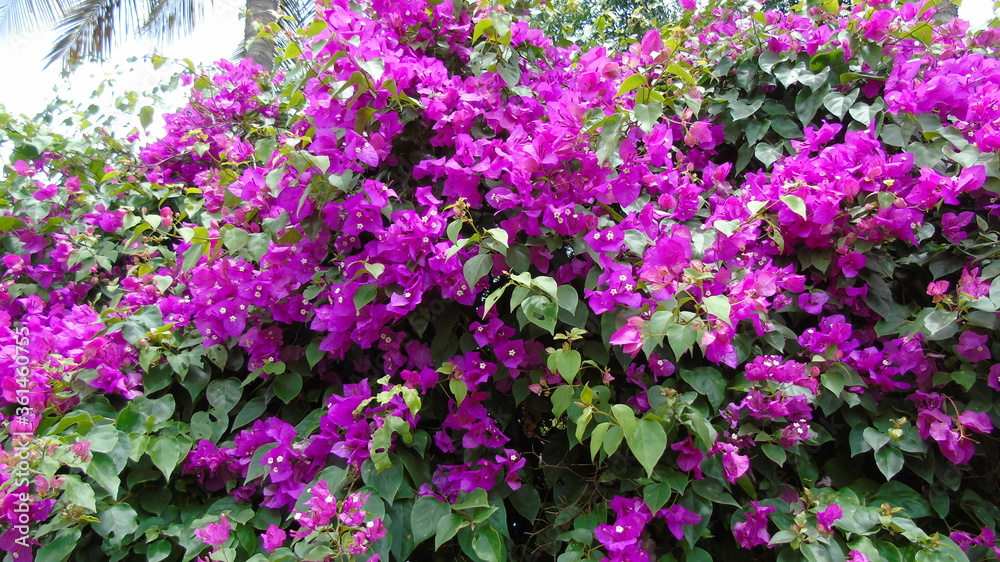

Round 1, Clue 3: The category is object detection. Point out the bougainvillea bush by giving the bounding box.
[3,0,1000,559]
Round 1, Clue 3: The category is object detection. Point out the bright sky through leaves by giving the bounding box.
[0,0,995,117]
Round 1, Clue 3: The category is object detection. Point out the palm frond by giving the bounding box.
[278,0,312,29]
[140,0,202,45]
[43,0,149,71]
[233,0,314,69]
[0,0,73,37]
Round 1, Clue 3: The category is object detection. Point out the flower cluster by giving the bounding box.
[594,496,701,562]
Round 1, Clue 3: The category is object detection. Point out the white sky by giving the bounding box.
[0,0,996,119]
[0,0,243,118]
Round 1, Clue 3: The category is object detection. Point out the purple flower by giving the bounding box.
[926,280,949,302]
[837,252,866,278]
[958,410,993,434]
[956,331,990,362]
[733,501,775,549]
[816,504,843,531]
[659,504,701,540]
[942,211,974,243]
[671,436,704,479]
[610,317,646,357]
[989,364,1000,391]
[714,443,749,483]
[70,441,91,462]
[338,491,371,527]
[349,518,387,554]
[798,292,829,314]
[261,525,286,552]
[847,550,871,562]
[647,353,675,380]
[958,268,990,299]
[194,514,231,547]
[594,513,645,553]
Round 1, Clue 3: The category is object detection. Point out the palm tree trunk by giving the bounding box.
[244,0,277,71]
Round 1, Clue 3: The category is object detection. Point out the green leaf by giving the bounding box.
[590,422,610,460]
[463,253,493,289]
[354,284,378,311]
[729,98,764,121]
[483,284,507,316]
[754,143,781,167]
[617,73,648,97]
[139,106,154,129]
[222,228,249,253]
[810,49,848,73]
[551,384,574,417]
[634,102,662,133]
[714,219,741,237]
[472,525,503,562]
[665,323,698,360]
[206,378,242,414]
[702,294,732,326]
[555,285,579,312]
[181,241,204,271]
[758,51,785,73]
[643,482,673,514]
[780,194,808,219]
[472,18,493,41]
[246,233,271,261]
[412,496,451,545]
[0,216,26,232]
[849,101,878,125]
[770,116,803,139]
[87,425,121,453]
[93,503,138,543]
[798,67,830,90]
[612,404,637,435]
[872,481,932,518]
[795,85,829,126]
[863,427,890,453]
[274,372,303,404]
[147,540,172,562]
[254,138,276,164]
[596,113,624,165]
[521,294,558,334]
[86,453,121,499]
[36,528,80,562]
[575,408,592,443]
[679,367,727,410]
[761,443,786,466]
[683,410,717,450]
[604,425,625,456]
[920,309,959,341]
[667,62,695,85]
[148,436,183,481]
[823,89,860,119]
[435,513,466,550]
[497,59,521,88]
[774,62,805,87]
[510,484,540,523]
[450,378,468,406]
[526,275,555,299]
[362,458,403,502]
[61,475,97,512]
[548,349,582,384]
[875,447,904,480]
[284,42,302,60]
[233,397,267,430]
